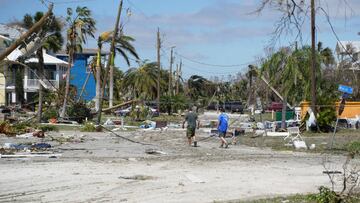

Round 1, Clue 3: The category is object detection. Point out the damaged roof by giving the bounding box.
[0,23,26,39]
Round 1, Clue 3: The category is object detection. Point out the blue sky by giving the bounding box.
[0,0,359,79]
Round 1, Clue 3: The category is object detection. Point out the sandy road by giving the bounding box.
[0,130,345,203]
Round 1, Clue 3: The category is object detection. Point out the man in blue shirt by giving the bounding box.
[218,108,229,148]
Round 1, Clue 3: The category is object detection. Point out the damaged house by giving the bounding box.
[0,23,68,106]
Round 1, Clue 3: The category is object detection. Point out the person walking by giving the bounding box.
[218,108,229,148]
[182,106,200,147]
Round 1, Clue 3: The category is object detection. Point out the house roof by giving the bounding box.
[0,24,26,39]
[5,49,68,65]
[336,41,360,55]
[56,48,109,56]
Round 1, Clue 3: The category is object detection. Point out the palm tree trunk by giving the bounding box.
[281,96,287,129]
[95,67,101,111]
[60,49,73,118]
[78,71,91,102]
[36,49,44,123]
[109,64,114,108]
[95,50,101,111]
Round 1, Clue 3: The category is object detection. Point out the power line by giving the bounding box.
[46,0,99,5]
[181,63,246,75]
[174,52,255,68]
[125,0,151,19]
[318,7,358,63]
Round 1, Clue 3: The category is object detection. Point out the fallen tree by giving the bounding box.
[102,100,139,113]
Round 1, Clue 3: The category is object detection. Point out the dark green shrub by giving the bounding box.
[317,108,336,132]
[43,107,58,121]
[160,94,187,115]
[346,141,360,157]
[38,125,59,132]
[309,186,339,203]
[12,122,35,134]
[67,102,92,124]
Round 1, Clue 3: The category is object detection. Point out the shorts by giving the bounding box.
[219,131,226,138]
[186,127,196,138]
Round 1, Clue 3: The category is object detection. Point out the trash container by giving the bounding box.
[275,111,294,121]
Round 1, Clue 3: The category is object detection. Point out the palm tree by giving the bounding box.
[187,75,212,102]
[60,6,96,118]
[261,48,302,129]
[113,67,124,101]
[122,61,159,100]
[21,12,64,122]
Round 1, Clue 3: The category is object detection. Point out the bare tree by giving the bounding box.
[254,0,308,45]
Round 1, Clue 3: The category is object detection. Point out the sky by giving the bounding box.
[0,0,359,79]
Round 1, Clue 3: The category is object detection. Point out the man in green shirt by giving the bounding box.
[182,107,200,146]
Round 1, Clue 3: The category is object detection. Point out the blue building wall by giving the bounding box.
[57,54,96,101]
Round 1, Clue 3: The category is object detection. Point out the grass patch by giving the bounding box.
[80,122,98,132]
[237,130,360,155]
[38,125,59,132]
[152,114,183,123]
[237,194,316,203]
[219,192,360,203]
[253,112,275,122]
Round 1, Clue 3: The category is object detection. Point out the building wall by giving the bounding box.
[0,73,5,106]
[300,101,360,119]
[57,54,96,101]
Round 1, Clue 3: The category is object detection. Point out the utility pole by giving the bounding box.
[176,60,182,95]
[168,46,175,96]
[96,0,123,124]
[157,28,161,112]
[175,64,179,95]
[310,0,317,116]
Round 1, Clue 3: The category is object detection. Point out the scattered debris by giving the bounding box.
[32,143,51,150]
[3,142,51,151]
[112,120,122,125]
[140,121,156,130]
[293,140,307,149]
[155,121,167,129]
[254,130,265,137]
[0,147,16,155]
[266,132,289,137]
[145,149,167,155]
[118,175,155,180]
[0,153,61,158]
[323,170,342,175]
[16,133,33,138]
[32,130,45,138]
[104,119,114,126]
